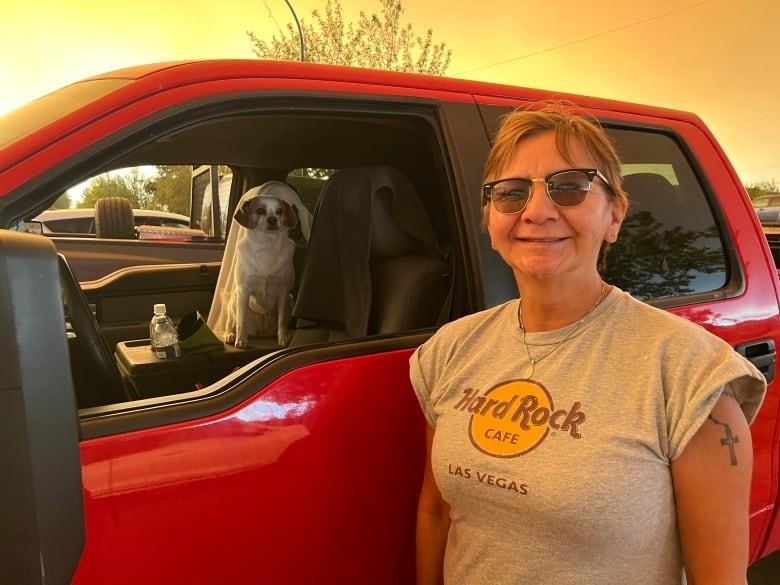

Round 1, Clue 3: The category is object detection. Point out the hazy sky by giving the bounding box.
[2,0,778,185]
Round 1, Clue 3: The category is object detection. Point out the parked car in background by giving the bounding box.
[32,207,191,235]
[753,193,780,226]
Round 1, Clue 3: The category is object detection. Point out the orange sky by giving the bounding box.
[2,0,778,184]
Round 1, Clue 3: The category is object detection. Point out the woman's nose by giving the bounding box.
[521,181,559,222]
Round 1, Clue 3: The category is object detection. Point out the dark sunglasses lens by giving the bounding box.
[548,170,590,206]
[491,179,532,213]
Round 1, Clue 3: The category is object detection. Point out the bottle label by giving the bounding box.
[155,343,181,359]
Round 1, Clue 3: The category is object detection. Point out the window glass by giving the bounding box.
[476,104,729,305]
[35,165,208,242]
[35,105,453,408]
[621,163,679,186]
[603,128,728,301]
[192,165,233,240]
[285,168,334,212]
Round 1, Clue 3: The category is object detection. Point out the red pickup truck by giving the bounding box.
[1,60,778,584]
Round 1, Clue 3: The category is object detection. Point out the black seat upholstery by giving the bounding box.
[622,172,682,227]
[291,166,450,345]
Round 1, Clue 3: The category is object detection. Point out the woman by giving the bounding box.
[410,104,766,584]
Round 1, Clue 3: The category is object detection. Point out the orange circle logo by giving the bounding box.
[468,380,554,457]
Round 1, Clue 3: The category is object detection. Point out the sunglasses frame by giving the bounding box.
[482,168,613,215]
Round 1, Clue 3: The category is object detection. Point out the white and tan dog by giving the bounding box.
[224,191,299,348]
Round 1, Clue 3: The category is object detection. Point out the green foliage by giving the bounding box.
[77,174,134,208]
[745,179,779,201]
[247,0,451,75]
[75,166,191,215]
[143,165,191,215]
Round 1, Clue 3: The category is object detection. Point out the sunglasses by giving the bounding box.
[482,168,613,215]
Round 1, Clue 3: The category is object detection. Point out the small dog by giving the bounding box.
[224,194,298,348]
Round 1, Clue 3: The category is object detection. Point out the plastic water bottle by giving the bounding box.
[149,303,181,359]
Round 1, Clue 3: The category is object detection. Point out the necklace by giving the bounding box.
[518,282,608,379]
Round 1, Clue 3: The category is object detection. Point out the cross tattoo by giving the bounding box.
[708,414,739,466]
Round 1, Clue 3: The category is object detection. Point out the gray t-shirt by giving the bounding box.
[410,287,765,584]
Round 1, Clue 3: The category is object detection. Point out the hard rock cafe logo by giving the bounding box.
[456,380,586,457]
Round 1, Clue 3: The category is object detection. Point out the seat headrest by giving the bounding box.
[623,173,676,211]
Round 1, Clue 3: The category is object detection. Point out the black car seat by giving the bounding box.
[622,172,683,228]
[290,165,451,345]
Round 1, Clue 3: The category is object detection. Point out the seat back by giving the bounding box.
[291,166,450,345]
[622,172,682,227]
[368,186,451,334]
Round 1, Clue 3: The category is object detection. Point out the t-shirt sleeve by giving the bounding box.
[410,342,437,427]
[666,333,766,461]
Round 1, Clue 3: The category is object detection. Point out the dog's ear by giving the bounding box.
[235,198,258,229]
[282,201,299,230]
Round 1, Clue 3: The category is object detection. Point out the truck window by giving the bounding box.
[36,102,457,405]
[477,105,729,305]
[603,128,728,301]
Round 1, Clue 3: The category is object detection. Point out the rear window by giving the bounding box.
[604,128,727,301]
[478,104,730,305]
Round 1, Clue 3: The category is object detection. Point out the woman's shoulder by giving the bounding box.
[611,288,736,350]
[420,300,517,353]
[437,299,517,335]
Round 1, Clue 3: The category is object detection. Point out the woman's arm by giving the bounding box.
[671,393,753,585]
[416,424,451,585]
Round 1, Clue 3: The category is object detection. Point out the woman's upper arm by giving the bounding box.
[671,392,753,584]
[418,424,449,517]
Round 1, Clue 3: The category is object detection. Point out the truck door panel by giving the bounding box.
[74,345,427,585]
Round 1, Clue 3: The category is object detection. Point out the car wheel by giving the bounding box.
[94,197,135,239]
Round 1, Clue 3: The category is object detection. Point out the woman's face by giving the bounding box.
[486,131,625,285]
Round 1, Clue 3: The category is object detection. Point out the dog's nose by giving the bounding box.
[267,215,278,226]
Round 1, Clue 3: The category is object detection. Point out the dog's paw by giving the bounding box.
[235,337,249,349]
[277,332,292,347]
[224,332,236,345]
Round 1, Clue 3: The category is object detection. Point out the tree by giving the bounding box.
[247,0,451,75]
[745,179,779,201]
[77,174,134,209]
[604,211,725,300]
[143,165,191,215]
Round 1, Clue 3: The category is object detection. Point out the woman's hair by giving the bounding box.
[482,102,629,271]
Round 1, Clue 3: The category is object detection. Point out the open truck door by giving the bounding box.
[190,164,232,240]
[0,230,85,584]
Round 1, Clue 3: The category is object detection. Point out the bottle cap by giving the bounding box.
[154,303,167,314]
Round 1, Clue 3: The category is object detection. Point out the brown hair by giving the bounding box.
[482,102,629,271]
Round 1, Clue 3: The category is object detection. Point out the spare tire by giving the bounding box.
[94,197,135,239]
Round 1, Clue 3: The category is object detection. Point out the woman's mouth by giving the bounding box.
[517,236,567,244]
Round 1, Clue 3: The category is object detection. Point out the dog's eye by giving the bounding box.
[256,208,266,216]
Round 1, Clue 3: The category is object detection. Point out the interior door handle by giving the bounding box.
[735,339,776,383]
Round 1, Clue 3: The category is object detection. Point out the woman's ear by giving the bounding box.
[610,197,628,230]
